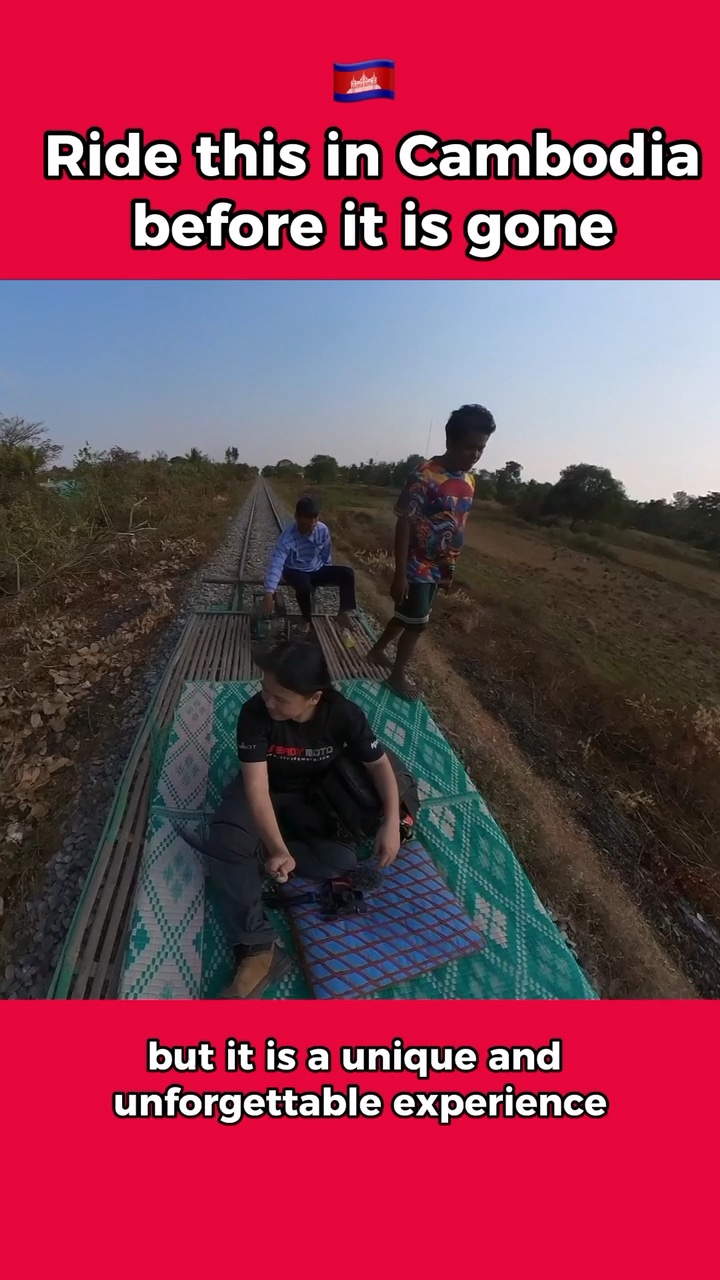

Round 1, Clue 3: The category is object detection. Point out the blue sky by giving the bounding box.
[0,280,717,501]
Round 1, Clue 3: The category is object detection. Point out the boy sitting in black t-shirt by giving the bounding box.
[206,639,401,999]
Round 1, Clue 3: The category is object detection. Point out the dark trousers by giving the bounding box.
[206,773,358,947]
[281,565,356,621]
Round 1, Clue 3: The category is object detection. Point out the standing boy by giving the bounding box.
[263,494,357,634]
[367,403,497,698]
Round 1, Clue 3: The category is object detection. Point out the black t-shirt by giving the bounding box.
[236,691,385,792]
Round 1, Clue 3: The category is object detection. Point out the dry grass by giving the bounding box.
[306,484,720,996]
[0,462,250,941]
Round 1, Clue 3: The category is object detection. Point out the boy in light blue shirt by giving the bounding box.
[263,495,357,635]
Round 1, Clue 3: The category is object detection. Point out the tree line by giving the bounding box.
[3,418,718,556]
[262,452,720,555]
[0,417,260,597]
[0,416,259,504]
[262,453,426,489]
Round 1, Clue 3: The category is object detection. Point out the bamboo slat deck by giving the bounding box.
[49,608,387,999]
[49,613,251,998]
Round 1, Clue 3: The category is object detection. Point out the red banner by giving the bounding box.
[1,4,718,278]
[1,1002,718,1275]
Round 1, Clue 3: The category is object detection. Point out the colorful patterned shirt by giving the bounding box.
[394,458,476,584]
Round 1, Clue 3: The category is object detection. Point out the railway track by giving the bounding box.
[48,480,385,999]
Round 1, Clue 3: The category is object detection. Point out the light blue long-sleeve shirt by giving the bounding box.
[264,521,332,593]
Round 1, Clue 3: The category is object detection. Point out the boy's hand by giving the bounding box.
[374,820,401,868]
[266,848,295,883]
[390,573,406,605]
[261,592,275,616]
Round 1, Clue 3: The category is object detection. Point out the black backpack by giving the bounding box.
[312,746,420,846]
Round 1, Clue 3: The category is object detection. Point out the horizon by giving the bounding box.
[1,279,718,503]
[36,453,706,509]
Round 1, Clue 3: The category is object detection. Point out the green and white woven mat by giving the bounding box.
[119,680,596,1000]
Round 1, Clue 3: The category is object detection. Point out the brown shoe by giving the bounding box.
[221,942,293,1000]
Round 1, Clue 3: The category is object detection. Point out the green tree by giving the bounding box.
[633,498,671,536]
[225,446,239,466]
[185,447,210,466]
[275,458,303,478]
[688,492,720,551]
[516,479,554,522]
[0,444,45,503]
[473,468,497,500]
[74,442,107,470]
[0,414,62,467]
[494,460,523,504]
[673,491,692,510]
[391,454,424,488]
[305,454,339,484]
[543,463,627,527]
[108,446,141,465]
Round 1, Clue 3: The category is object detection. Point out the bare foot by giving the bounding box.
[384,670,417,701]
[384,672,420,701]
[367,646,393,669]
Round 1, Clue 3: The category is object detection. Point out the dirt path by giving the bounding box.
[347,560,697,1000]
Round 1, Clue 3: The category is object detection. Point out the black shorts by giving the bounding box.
[393,582,438,630]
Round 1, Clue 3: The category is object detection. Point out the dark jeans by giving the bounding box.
[281,565,356,622]
[206,773,358,947]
